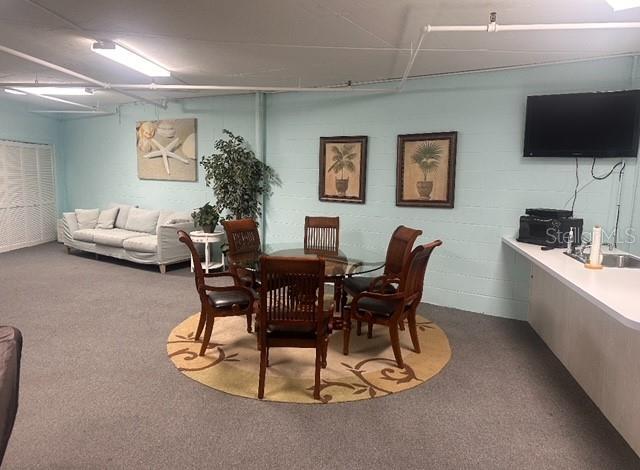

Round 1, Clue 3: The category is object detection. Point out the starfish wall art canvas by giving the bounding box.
[136,118,197,181]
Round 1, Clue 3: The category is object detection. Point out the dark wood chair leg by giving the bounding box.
[356,320,362,336]
[389,321,404,368]
[322,336,328,368]
[258,346,267,399]
[399,318,405,331]
[314,347,321,400]
[407,311,421,353]
[245,313,252,333]
[343,316,352,355]
[266,347,270,367]
[199,315,214,356]
[367,321,373,339]
[195,311,206,341]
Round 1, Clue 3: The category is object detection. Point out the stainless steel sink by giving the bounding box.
[601,253,640,268]
[564,251,640,268]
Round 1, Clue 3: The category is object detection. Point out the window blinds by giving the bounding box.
[0,140,57,253]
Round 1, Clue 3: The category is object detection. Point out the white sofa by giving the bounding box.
[62,202,195,273]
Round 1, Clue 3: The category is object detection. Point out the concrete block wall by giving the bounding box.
[264,56,639,319]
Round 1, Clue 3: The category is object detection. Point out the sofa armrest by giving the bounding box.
[157,221,195,262]
[62,212,78,242]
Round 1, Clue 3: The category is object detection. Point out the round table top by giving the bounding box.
[229,242,385,277]
[189,230,225,241]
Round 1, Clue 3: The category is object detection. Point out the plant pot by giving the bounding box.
[202,224,214,233]
[416,181,433,200]
[335,178,349,196]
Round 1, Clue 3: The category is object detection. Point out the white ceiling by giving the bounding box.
[0,0,639,112]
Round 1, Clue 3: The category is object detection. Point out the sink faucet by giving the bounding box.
[575,244,591,259]
[566,227,575,254]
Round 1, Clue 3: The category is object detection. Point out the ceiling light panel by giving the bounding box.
[605,0,640,11]
[92,41,170,77]
[14,87,93,96]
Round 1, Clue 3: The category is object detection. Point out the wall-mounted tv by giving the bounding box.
[523,90,640,158]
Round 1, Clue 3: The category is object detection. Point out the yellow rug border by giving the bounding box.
[167,313,452,404]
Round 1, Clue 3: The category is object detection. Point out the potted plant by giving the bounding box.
[191,202,220,233]
[411,141,442,200]
[200,129,279,221]
[327,143,356,196]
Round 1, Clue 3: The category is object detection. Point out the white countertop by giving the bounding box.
[503,237,640,331]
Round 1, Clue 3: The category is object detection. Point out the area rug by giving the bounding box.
[167,313,451,404]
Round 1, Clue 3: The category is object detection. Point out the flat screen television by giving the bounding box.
[523,90,640,158]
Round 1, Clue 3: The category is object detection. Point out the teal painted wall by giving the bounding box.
[264,57,639,319]
[0,100,65,214]
[59,94,256,213]
[41,56,639,320]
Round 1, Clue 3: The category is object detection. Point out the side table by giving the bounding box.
[189,230,226,274]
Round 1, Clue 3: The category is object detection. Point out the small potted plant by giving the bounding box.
[191,202,220,233]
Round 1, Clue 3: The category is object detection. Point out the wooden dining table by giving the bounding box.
[227,243,385,329]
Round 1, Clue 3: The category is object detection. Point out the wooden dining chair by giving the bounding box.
[343,240,442,368]
[342,225,422,336]
[221,218,262,288]
[257,256,332,400]
[304,216,339,253]
[178,230,256,356]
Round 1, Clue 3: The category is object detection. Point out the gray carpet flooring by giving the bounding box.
[0,242,638,469]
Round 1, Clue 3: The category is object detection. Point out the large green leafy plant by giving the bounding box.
[200,129,279,220]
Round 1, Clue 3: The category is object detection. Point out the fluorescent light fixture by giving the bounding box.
[605,0,640,10]
[91,41,170,77]
[4,88,26,95]
[14,87,93,96]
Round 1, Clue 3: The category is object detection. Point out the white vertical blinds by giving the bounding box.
[0,140,57,253]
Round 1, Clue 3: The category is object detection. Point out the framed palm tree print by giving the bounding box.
[396,132,457,208]
[319,136,367,204]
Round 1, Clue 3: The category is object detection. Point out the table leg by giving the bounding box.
[333,277,344,330]
[205,242,210,274]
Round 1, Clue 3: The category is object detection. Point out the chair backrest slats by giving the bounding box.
[260,256,325,329]
[222,219,261,256]
[304,216,339,253]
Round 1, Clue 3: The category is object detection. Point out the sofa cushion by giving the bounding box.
[107,203,132,229]
[93,228,147,248]
[122,235,158,253]
[72,229,96,243]
[125,208,160,234]
[75,209,99,230]
[96,207,119,229]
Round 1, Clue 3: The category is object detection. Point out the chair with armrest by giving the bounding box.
[257,256,332,400]
[343,240,442,368]
[342,225,422,336]
[304,216,339,253]
[178,230,256,356]
[221,218,262,288]
[0,326,21,467]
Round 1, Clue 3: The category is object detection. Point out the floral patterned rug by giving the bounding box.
[167,313,451,404]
